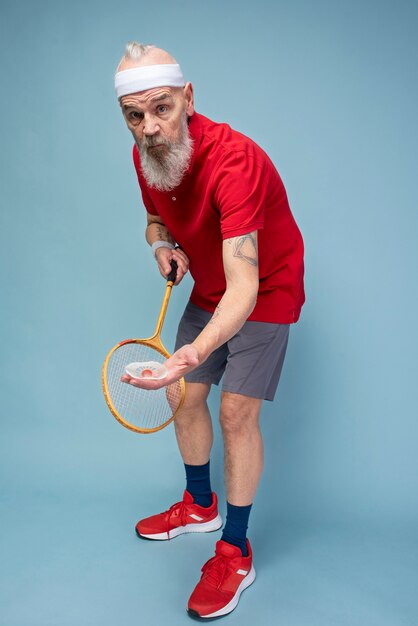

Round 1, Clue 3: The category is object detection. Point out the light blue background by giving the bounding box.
[1,1,417,625]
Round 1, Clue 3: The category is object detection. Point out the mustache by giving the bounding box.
[140,135,173,149]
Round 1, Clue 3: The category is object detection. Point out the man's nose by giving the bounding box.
[143,115,160,136]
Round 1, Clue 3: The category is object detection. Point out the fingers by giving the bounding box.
[155,246,190,285]
[155,247,173,277]
[172,248,189,266]
[171,249,189,285]
[120,373,163,390]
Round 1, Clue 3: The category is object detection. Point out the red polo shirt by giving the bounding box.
[133,112,305,323]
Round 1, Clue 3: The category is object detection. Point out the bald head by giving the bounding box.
[117,42,178,72]
[114,41,192,102]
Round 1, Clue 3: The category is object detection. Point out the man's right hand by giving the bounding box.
[155,246,190,285]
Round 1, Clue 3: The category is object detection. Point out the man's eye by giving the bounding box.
[130,111,143,121]
[157,105,168,113]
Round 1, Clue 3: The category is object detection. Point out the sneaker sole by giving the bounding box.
[187,564,256,619]
[136,514,223,540]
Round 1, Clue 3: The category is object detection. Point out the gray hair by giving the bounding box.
[123,41,156,61]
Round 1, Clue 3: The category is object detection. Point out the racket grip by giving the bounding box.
[167,260,178,283]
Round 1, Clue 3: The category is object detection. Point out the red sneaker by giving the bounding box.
[187,539,256,619]
[135,490,222,540]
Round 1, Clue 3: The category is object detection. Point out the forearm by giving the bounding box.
[191,284,257,364]
[192,230,259,363]
[145,222,176,246]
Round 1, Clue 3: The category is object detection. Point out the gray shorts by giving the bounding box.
[174,301,290,401]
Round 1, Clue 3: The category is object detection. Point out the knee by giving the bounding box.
[176,399,206,426]
[219,395,260,436]
[176,383,210,423]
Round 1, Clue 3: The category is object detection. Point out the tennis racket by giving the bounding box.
[102,261,186,434]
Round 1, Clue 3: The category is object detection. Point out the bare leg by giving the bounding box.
[219,391,263,505]
[174,382,213,465]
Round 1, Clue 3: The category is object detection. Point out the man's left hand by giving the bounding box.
[120,344,200,389]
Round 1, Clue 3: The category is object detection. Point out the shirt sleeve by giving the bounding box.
[132,144,159,216]
[213,150,268,239]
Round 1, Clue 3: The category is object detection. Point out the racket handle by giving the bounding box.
[167,260,178,283]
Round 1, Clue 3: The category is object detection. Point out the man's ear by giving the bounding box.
[184,82,195,116]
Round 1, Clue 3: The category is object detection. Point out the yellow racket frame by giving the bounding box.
[102,273,186,434]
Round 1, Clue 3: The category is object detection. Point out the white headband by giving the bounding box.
[115,64,185,98]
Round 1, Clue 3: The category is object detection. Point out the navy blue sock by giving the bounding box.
[221,502,252,556]
[184,461,212,508]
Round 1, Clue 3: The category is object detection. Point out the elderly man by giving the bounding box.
[116,41,305,619]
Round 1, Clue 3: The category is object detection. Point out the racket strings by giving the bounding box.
[104,342,183,432]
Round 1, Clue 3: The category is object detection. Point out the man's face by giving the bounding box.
[120,86,186,145]
[120,85,195,191]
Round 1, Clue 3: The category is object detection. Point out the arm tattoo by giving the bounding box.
[232,233,258,266]
[156,225,168,241]
[208,303,222,325]
[156,224,175,245]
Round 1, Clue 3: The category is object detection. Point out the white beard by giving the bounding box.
[137,115,194,192]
